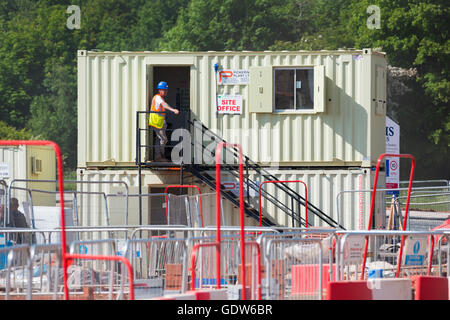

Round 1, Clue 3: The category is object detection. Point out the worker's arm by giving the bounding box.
[162,101,179,115]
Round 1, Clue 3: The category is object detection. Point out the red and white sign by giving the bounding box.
[217,95,242,114]
[342,236,365,264]
[386,117,400,193]
[221,180,260,197]
[218,70,249,85]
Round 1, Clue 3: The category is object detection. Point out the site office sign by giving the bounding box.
[386,117,400,196]
[217,95,243,115]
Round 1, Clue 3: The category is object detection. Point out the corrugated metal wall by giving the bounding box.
[200,168,386,230]
[0,146,56,206]
[0,146,27,183]
[77,168,386,230]
[78,50,386,168]
[192,52,374,165]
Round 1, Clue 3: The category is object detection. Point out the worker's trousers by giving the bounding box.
[153,123,168,159]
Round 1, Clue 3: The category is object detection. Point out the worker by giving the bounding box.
[8,197,31,244]
[149,81,179,162]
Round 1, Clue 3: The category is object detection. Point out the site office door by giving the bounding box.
[146,65,191,161]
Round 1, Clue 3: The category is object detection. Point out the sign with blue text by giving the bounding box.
[386,117,400,196]
[402,235,427,266]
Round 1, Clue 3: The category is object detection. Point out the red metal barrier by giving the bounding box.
[258,180,308,228]
[0,140,134,300]
[66,254,135,300]
[426,235,435,276]
[164,185,204,227]
[360,153,416,280]
[190,242,220,291]
[216,142,247,299]
[245,241,262,300]
[189,241,261,300]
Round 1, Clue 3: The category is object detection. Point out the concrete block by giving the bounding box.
[368,278,412,300]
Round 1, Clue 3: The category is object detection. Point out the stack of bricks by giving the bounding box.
[238,260,284,299]
[165,263,183,291]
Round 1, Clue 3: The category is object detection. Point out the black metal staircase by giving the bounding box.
[185,118,344,229]
[135,110,344,229]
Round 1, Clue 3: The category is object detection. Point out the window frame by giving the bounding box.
[272,66,316,114]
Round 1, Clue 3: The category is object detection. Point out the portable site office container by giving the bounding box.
[0,145,56,207]
[76,168,386,230]
[77,49,388,230]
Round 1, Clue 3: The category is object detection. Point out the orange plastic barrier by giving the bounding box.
[414,276,449,300]
[326,281,372,300]
[291,264,336,297]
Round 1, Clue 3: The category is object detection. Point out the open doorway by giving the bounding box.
[148,186,188,226]
[146,66,190,162]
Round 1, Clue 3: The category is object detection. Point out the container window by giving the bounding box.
[274,68,314,110]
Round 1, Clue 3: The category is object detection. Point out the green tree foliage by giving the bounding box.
[345,0,449,179]
[270,0,449,179]
[0,0,448,177]
[0,0,187,168]
[0,2,44,128]
[161,0,304,51]
[0,120,34,139]
[30,62,77,168]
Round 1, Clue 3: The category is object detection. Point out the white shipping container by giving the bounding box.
[77,49,387,168]
[76,168,386,231]
[0,145,56,207]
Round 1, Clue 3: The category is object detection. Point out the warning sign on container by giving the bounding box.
[217,95,243,114]
[0,163,10,178]
[222,180,260,197]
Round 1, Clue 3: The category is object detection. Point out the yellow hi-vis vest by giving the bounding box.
[149,94,166,129]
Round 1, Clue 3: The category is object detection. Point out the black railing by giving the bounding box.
[185,118,344,229]
[135,110,343,228]
[136,110,190,165]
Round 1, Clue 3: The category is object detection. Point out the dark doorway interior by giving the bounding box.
[147,66,190,161]
[148,186,188,226]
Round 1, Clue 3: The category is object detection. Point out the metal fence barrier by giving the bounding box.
[395,193,450,231]
[256,228,337,300]
[28,244,62,300]
[336,185,450,230]
[189,235,262,300]
[6,179,130,226]
[123,237,188,299]
[0,243,62,300]
[435,233,449,277]
[334,230,450,282]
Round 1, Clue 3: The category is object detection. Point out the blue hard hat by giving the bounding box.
[156,81,169,90]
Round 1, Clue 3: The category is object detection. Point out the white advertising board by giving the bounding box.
[218,69,249,85]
